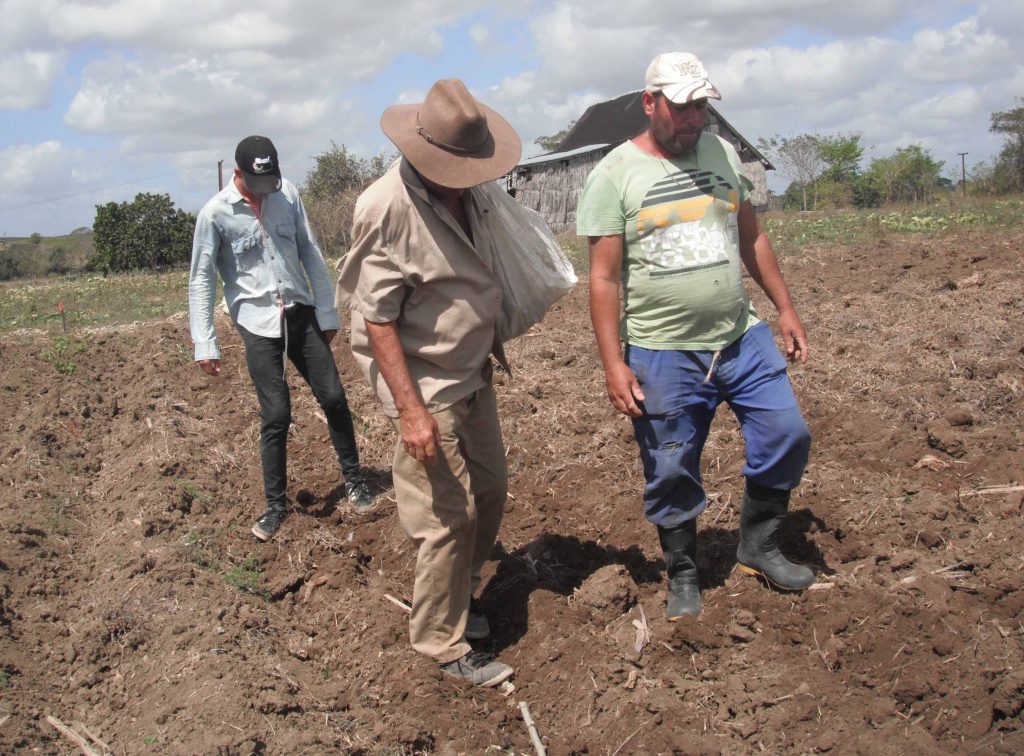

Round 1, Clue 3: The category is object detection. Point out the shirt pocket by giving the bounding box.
[230,231,262,271]
[274,222,298,257]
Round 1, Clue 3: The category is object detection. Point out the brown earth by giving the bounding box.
[1,225,1023,754]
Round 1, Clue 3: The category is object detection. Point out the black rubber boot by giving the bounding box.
[736,481,814,590]
[657,519,701,619]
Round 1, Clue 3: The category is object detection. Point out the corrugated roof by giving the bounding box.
[517,143,611,167]
[524,90,773,170]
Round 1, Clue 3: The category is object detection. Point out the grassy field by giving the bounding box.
[1,196,1020,335]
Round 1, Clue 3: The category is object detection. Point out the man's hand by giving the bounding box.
[605,360,645,417]
[399,404,443,465]
[778,310,809,364]
[198,359,221,377]
[322,329,338,344]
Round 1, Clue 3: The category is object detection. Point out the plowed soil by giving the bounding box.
[1,224,1023,754]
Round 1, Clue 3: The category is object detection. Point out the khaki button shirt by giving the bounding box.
[336,159,501,417]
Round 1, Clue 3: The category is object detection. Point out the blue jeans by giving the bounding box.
[238,305,361,511]
[627,322,811,528]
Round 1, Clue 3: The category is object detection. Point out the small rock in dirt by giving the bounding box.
[919,530,943,548]
[267,572,304,600]
[287,634,313,661]
[963,700,994,738]
[992,669,1024,718]
[931,639,954,657]
[814,730,837,752]
[888,551,917,572]
[926,422,966,459]
[733,609,756,629]
[944,409,974,427]
[573,564,638,622]
[727,622,757,643]
[734,719,758,739]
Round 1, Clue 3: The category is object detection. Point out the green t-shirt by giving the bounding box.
[577,135,760,350]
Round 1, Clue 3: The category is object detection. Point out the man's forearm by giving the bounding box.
[738,203,797,316]
[589,277,626,371]
[587,234,628,372]
[363,319,424,414]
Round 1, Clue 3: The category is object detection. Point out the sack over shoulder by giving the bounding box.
[474,182,577,341]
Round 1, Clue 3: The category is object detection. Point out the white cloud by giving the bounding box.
[0,0,1020,234]
[469,24,490,49]
[0,51,65,109]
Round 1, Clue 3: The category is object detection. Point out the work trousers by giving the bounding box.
[237,304,361,511]
[627,321,811,528]
[391,384,507,664]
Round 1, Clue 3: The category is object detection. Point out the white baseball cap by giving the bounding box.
[645,52,721,103]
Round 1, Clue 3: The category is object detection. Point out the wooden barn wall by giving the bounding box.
[510,147,770,234]
[508,151,607,235]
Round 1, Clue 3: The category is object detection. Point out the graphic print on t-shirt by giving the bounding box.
[635,168,739,278]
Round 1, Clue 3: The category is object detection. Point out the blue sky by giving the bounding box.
[1,0,1021,237]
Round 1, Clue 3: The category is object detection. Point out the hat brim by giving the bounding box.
[241,173,282,195]
[380,102,522,189]
[661,82,722,104]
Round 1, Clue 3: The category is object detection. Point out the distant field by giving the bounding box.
[1,196,1020,334]
[0,229,94,281]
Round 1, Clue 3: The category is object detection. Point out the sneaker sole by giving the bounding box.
[479,666,514,687]
[252,524,276,542]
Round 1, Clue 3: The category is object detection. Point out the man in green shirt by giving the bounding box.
[577,53,815,619]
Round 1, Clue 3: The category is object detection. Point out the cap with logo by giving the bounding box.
[235,135,283,195]
[645,52,721,104]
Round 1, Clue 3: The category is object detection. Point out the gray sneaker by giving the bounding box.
[441,651,513,687]
[465,597,490,640]
[252,508,287,541]
[345,479,376,512]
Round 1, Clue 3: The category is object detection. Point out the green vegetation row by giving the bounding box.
[3,196,1021,335]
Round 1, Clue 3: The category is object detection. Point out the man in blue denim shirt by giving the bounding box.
[189,135,373,541]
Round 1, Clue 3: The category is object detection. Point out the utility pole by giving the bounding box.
[217,160,224,191]
[957,152,968,196]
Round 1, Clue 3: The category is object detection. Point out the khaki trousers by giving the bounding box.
[391,384,507,664]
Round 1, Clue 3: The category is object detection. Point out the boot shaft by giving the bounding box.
[657,519,697,579]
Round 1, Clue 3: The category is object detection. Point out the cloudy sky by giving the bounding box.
[2,0,1021,237]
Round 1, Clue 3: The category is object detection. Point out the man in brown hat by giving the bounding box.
[336,79,521,687]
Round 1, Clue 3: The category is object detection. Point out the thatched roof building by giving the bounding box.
[507,91,773,234]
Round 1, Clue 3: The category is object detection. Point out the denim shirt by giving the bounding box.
[188,177,341,360]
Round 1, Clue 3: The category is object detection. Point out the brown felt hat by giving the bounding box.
[380,79,522,189]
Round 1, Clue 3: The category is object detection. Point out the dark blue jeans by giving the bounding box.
[627,322,811,528]
[238,305,361,511]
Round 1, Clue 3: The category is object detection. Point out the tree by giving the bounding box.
[757,134,825,210]
[863,145,944,204]
[533,121,576,153]
[990,98,1024,192]
[302,142,395,256]
[817,133,864,185]
[91,193,196,273]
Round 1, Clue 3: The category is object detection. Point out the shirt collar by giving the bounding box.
[224,178,246,204]
[399,158,431,204]
[399,157,482,214]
